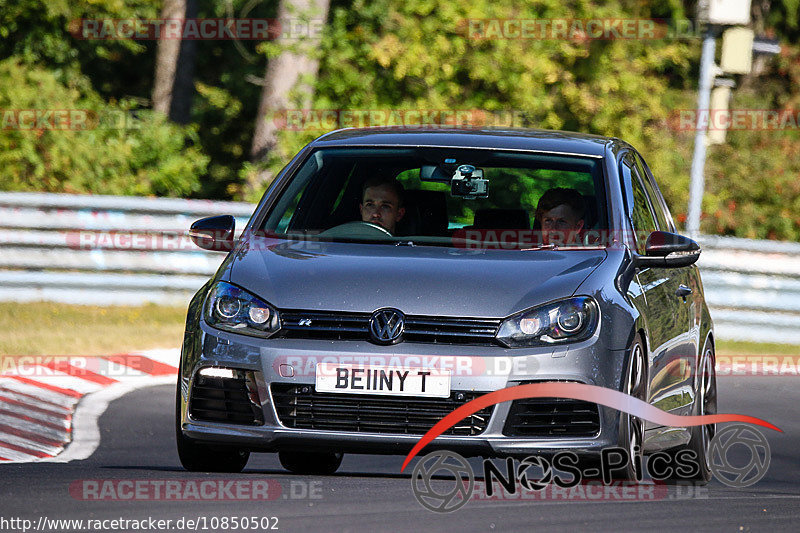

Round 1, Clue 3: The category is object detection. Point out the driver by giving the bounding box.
[359,177,406,235]
[535,187,586,245]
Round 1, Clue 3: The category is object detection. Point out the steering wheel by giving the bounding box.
[318,221,393,238]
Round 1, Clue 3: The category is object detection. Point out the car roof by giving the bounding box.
[310,126,615,157]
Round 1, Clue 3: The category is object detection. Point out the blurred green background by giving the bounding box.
[1,0,798,354]
[2,0,799,240]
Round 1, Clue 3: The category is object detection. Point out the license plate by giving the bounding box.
[315,363,451,398]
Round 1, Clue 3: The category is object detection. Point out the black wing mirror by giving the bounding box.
[188,215,235,252]
[634,231,700,268]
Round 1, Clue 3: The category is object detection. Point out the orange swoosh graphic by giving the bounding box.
[401,382,781,472]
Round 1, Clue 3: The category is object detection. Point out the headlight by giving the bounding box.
[496,297,599,348]
[204,281,280,337]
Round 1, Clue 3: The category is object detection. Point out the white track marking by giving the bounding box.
[0,389,72,414]
[4,369,107,395]
[0,430,64,455]
[0,349,180,463]
[0,402,70,428]
[0,413,68,442]
[96,361,151,381]
[0,445,41,461]
[41,376,176,463]
[133,348,180,368]
[0,379,80,407]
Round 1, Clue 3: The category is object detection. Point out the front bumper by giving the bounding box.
[178,321,628,458]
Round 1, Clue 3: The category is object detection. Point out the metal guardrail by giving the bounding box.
[695,235,800,345]
[0,192,253,306]
[0,192,798,344]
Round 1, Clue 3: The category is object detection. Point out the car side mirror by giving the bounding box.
[634,231,700,268]
[189,215,235,252]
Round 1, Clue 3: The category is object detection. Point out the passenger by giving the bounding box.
[359,177,406,235]
[535,187,586,245]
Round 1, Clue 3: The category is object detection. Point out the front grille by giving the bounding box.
[503,397,601,437]
[279,311,368,341]
[271,384,493,436]
[278,310,501,345]
[404,316,501,344]
[189,370,263,425]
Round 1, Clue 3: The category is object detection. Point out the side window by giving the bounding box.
[263,152,319,233]
[275,188,304,233]
[632,153,672,231]
[620,158,657,254]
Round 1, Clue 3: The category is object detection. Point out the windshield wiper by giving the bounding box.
[395,240,416,247]
[520,243,559,251]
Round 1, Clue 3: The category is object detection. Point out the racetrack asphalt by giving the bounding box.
[0,374,797,532]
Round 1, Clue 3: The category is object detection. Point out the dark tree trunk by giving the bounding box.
[248,0,330,193]
[152,0,197,124]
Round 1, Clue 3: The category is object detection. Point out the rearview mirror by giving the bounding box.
[634,231,700,268]
[420,164,452,182]
[189,215,235,252]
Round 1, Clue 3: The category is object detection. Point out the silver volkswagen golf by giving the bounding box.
[176,127,716,481]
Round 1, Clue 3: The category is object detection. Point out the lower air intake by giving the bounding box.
[271,384,493,436]
[503,396,601,437]
[189,369,263,425]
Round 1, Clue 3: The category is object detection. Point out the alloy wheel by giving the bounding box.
[626,342,646,478]
[698,346,717,469]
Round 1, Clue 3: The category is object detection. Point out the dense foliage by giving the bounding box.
[1,0,799,239]
[0,58,208,195]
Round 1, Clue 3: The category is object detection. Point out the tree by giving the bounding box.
[248,0,330,194]
[152,0,198,124]
[0,58,209,197]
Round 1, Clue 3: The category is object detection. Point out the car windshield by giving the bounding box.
[260,147,608,249]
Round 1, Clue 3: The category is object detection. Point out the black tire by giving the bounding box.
[175,382,250,473]
[665,339,716,484]
[615,333,647,481]
[279,450,343,475]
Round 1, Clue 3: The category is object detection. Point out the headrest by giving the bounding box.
[473,208,530,230]
[407,190,448,235]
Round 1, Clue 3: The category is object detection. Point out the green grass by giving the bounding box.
[1,301,797,358]
[0,302,186,356]
[716,339,800,356]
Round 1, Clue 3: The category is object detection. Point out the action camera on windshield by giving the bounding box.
[450,164,489,199]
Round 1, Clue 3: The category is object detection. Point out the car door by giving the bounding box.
[633,152,697,413]
[620,153,692,417]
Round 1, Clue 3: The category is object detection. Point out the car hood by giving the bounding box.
[228,237,607,318]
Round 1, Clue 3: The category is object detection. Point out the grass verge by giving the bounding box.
[1,301,797,357]
[0,302,186,356]
[716,339,800,356]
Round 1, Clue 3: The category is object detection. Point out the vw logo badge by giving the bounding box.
[369,308,405,345]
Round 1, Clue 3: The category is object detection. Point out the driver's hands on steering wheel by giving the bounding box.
[318,220,394,238]
[358,221,393,235]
